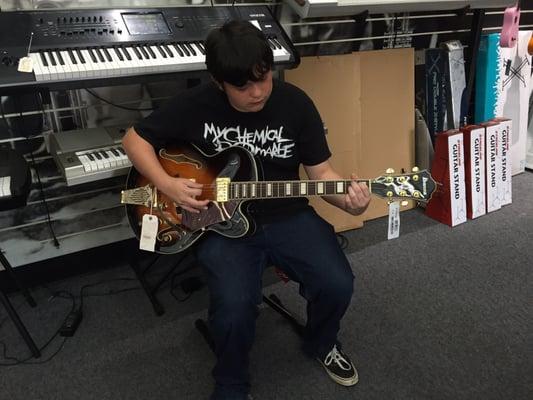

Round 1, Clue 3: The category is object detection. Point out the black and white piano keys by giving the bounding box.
[62,145,132,186]
[28,39,291,81]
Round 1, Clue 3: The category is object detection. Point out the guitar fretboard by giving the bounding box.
[230,179,370,200]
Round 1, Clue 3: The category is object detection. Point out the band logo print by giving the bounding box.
[204,123,295,159]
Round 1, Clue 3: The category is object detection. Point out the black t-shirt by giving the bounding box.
[134,79,331,219]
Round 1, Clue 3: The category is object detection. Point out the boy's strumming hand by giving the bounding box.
[160,176,210,213]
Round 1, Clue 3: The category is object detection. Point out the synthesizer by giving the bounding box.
[0,6,299,94]
[49,126,131,186]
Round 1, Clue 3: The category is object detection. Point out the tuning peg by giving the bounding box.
[400,200,409,207]
[411,166,420,172]
[386,168,395,174]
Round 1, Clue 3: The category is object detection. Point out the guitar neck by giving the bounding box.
[229,179,370,200]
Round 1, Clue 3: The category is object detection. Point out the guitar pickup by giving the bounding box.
[216,177,230,202]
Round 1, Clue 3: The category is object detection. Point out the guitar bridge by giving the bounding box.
[121,184,154,207]
[216,177,231,202]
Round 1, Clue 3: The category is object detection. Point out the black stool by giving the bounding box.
[195,268,305,352]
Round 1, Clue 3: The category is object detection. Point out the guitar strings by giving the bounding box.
[182,179,369,190]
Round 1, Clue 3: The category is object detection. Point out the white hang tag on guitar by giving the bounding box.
[139,214,158,252]
[387,201,400,240]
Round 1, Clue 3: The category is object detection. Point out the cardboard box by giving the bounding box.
[425,129,467,227]
[286,49,415,231]
[481,121,502,212]
[441,40,466,129]
[460,125,486,219]
[491,117,512,205]
[475,31,532,175]
[425,48,448,140]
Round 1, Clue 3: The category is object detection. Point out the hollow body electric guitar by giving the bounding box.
[121,145,436,254]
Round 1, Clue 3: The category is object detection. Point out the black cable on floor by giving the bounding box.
[0,290,75,366]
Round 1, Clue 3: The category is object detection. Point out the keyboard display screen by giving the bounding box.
[122,12,170,35]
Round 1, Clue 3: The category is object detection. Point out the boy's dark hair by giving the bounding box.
[205,20,273,87]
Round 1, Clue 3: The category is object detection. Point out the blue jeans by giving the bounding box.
[196,207,355,400]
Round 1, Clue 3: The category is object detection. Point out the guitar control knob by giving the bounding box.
[386,191,393,197]
[1,56,13,66]
[386,168,395,174]
[412,175,419,181]
[412,166,420,172]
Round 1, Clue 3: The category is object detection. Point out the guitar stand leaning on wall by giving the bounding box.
[0,249,41,358]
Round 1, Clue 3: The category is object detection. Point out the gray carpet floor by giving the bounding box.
[0,171,532,400]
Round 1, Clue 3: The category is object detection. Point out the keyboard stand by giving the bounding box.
[128,249,195,316]
[0,249,41,358]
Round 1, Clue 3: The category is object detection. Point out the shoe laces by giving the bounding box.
[324,345,352,371]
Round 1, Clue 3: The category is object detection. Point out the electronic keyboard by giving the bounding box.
[0,6,299,94]
[49,126,131,186]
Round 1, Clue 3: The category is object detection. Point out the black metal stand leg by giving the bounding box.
[194,319,215,352]
[0,248,40,358]
[129,256,165,316]
[0,288,41,358]
[263,294,305,337]
[0,250,36,307]
[129,251,193,316]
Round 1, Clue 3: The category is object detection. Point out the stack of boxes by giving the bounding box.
[425,119,513,226]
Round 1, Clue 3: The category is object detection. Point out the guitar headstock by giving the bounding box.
[370,167,436,204]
